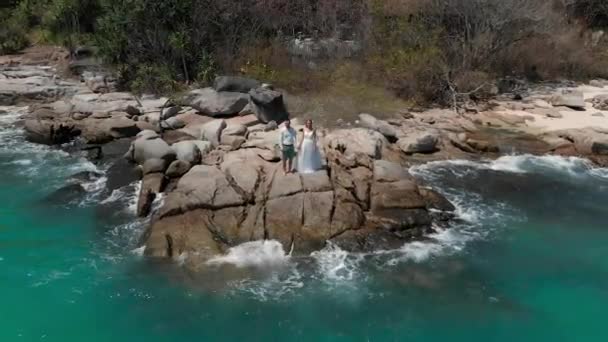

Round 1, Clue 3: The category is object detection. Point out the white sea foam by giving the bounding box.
[8,159,33,166]
[411,154,608,179]
[131,245,146,256]
[128,181,142,214]
[207,240,290,268]
[311,243,364,282]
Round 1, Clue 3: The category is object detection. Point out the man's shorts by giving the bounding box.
[282,145,296,160]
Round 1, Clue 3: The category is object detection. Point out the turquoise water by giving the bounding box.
[2,106,608,341]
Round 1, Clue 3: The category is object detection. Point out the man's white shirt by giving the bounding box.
[279,127,297,146]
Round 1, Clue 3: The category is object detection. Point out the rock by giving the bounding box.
[373,160,411,182]
[42,183,86,205]
[592,112,605,117]
[125,105,142,116]
[358,113,398,141]
[83,73,115,93]
[213,76,261,93]
[200,119,227,146]
[161,106,182,120]
[350,166,372,209]
[137,172,165,217]
[24,120,81,145]
[466,139,499,153]
[136,121,159,133]
[324,128,388,159]
[144,210,225,262]
[222,162,261,200]
[183,88,249,117]
[301,170,332,192]
[550,89,586,110]
[590,80,605,88]
[248,87,289,124]
[257,149,280,162]
[172,141,203,164]
[202,150,224,165]
[166,160,192,178]
[161,130,196,145]
[532,108,563,118]
[592,94,608,111]
[371,179,426,212]
[131,137,176,165]
[160,165,246,216]
[161,116,186,130]
[532,99,553,109]
[592,141,608,155]
[397,132,439,154]
[137,129,159,140]
[142,158,168,175]
[419,188,456,212]
[222,123,248,137]
[220,135,246,150]
[268,171,303,199]
[90,112,111,119]
[82,117,141,143]
[264,120,278,132]
[264,193,304,250]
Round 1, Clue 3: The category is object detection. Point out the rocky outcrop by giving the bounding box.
[142,143,456,269]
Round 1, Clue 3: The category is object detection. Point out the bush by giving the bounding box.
[129,63,180,95]
[0,9,29,54]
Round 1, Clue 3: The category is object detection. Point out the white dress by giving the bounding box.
[297,129,323,174]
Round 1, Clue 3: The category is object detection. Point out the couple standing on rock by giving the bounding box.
[278,119,323,175]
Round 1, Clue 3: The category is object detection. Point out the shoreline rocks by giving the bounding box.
[6,48,608,273]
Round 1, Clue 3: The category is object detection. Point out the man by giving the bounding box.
[278,119,297,174]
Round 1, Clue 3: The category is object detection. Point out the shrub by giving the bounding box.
[0,9,29,54]
[129,64,180,95]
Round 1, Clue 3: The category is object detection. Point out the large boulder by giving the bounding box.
[137,172,166,217]
[248,87,289,124]
[397,132,440,154]
[200,119,227,147]
[172,141,203,164]
[550,89,586,110]
[592,94,608,111]
[358,113,398,141]
[24,120,81,145]
[213,76,261,93]
[79,117,140,144]
[130,137,176,165]
[166,160,192,178]
[324,128,388,159]
[183,88,249,117]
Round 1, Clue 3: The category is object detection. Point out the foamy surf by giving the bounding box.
[207,240,290,268]
[410,154,608,179]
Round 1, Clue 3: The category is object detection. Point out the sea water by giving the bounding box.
[2,106,608,341]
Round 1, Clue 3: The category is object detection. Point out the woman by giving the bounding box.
[297,119,323,174]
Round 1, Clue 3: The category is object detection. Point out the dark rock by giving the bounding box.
[42,183,86,205]
[249,87,289,124]
[166,160,192,178]
[137,173,166,217]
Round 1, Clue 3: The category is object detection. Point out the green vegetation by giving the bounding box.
[1,0,607,103]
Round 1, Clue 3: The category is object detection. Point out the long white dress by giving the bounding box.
[297,129,323,174]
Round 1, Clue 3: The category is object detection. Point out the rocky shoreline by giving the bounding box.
[3,47,608,271]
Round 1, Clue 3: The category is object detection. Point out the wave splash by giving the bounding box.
[411,154,608,180]
[207,240,290,268]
